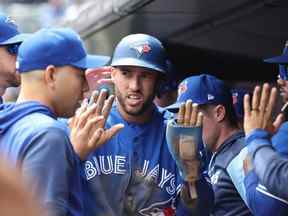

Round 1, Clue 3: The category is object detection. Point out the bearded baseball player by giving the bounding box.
[73,34,212,216]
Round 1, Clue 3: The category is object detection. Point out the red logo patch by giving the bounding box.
[142,44,151,53]
[178,81,188,97]
[131,42,152,57]
[163,207,175,216]
[232,93,238,105]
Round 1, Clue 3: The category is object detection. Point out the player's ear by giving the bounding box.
[44,65,57,89]
[111,67,117,83]
[214,104,225,122]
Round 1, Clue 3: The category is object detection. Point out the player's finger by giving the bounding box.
[177,103,185,125]
[265,87,277,119]
[88,128,104,149]
[95,89,108,115]
[97,78,113,85]
[252,85,261,110]
[88,90,99,106]
[68,117,76,129]
[77,103,97,129]
[259,83,270,113]
[184,100,192,126]
[244,94,251,117]
[190,103,199,126]
[102,124,125,142]
[77,98,88,115]
[273,113,285,132]
[102,95,115,120]
[196,112,203,127]
[83,115,105,134]
[74,98,89,127]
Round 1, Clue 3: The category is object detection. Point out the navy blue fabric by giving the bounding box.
[0,101,83,216]
[208,131,252,216]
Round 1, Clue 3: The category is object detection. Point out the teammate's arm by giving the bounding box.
[243,83,288,200]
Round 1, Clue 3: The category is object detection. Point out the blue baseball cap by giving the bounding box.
[0,13,29,45]
[264,41,288,64]
[166,74,232,111]
[17,28,110,73]
[264,41,288,80]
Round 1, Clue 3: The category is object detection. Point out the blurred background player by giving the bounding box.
[241,42,288,202]
[231,88,251,128]
[265,40,288,121]
[0,13,28,102]
[154,60,178,108]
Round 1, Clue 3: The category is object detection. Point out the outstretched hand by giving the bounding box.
[70,90,124,160]
[243,83,284,135]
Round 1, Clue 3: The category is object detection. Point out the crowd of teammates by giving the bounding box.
[1,11,288,216]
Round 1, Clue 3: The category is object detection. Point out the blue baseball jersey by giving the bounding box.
[0,101,83,216]
[82,104,212,216]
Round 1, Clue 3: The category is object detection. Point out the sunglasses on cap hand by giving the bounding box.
[279,64,288,80]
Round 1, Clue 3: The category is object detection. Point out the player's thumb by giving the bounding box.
[272,113,285,133]
[104,124,124,141]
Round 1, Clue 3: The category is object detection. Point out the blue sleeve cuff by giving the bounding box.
[245,129,272,157]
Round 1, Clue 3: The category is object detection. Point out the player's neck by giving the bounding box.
[214,126,240,152]
[17,85,56,115]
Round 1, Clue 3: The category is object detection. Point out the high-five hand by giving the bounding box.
[243,83,284,135]
[70,90,124,160]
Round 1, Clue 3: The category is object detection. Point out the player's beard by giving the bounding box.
[115,86,156,116]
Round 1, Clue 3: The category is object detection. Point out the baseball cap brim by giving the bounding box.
[165,102,182,113]
[0,33,30,45]
[111,57,166,74]
[71,55,110,70]
[264,55,288,64]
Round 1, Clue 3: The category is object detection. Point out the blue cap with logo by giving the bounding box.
[17,28,110,73]
[264,41,288,80]
[0,13,29,45]
[166,74,232,111]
